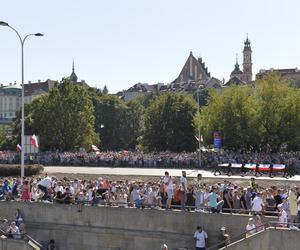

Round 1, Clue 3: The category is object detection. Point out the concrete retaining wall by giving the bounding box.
[0,202,273,250]
[221,228,300,250]
[0,237,35,250]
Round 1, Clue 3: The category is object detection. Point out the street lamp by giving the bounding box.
[0,21,43,183]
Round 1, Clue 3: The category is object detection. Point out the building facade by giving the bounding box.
[256,68,300,80]
[0,63,89,123]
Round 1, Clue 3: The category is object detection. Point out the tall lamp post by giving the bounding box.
[0,21,43,183]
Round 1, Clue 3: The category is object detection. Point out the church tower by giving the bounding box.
[241,35,252,83]
[70,60,78,83]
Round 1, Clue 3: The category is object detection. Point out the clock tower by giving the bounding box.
[241,36,252,83]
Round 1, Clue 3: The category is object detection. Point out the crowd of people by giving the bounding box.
[0,172,299,224]
[0,150,299,171]
[0,171,299,250]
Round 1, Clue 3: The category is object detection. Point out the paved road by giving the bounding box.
[43,166,300,182]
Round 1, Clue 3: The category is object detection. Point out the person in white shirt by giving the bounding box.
[54,181,64,194]
[163,172,173,209]
[194,174,203,211]
[278,204,288,227]
[180,171,188,209]
[251,193,263,214]
[194,226,208,250]
[37,177,52,200]
[246,218,256,237]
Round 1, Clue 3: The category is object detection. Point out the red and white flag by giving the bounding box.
[30,134,39,148]
[16,144,22,152]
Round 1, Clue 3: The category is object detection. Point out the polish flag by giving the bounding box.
[30,134,39,148]
[16,144,22,152]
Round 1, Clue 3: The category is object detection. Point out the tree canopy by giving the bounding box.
[141,93,197,152]
[200,72,300,151]
[13,78,99,151]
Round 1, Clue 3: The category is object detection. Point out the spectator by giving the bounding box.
[160,243,168,250]
[254,215,264,232]
[6,221,21,240]
[180,171,187,210]
[251,193,263,214]
[163,172,173,209]
[37,176,52,200]
[194,174,203,212]
[288,187,297,225]
[21,180,31,202]
[194,226,208,250]
[76,190,88,212]
[218,226,230,248]
[131,184,145,208]
[246,218,256,237]
[207,187,224,213]
[278,204,288,227]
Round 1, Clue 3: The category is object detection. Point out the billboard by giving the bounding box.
[213,131,222,149]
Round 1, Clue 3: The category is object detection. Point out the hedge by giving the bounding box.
[0,164,44,177]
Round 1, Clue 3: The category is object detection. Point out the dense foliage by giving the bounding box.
[13,78,99,151]
[141,93,197,152]
[201,73,300,151]
[3,72,299,153]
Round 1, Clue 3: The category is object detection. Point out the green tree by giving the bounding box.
[201,86,257,150]
[13,78,99,151]
[126,98,144,149]
[255,72,300,151]
[141,93,197,152]
[93,94,130,150]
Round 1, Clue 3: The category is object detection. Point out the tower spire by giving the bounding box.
[70,59,78,82]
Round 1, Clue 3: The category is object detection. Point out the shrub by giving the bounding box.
[0,164,44,177]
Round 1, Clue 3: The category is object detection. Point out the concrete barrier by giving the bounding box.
[220,228,300,250]
[0,202,275,250]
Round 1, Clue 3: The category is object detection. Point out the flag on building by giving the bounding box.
[16,144,22,152]
[30,134,39,148]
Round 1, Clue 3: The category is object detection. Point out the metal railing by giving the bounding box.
[0,198,282,217]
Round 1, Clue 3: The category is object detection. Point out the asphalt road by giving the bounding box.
[43,166,300,182]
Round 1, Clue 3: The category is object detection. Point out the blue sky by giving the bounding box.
[0,0,299,93]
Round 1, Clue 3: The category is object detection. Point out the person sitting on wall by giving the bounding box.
[37,176,53,200]
[6,221,22,240]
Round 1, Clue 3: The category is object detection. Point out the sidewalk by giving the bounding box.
[43,166,300,182]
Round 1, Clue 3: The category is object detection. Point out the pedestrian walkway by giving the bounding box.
[43,166,300,182]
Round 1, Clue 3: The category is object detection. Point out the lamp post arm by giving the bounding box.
[6,25,23,46]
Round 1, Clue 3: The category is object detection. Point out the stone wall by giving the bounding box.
[0,202,274,250]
